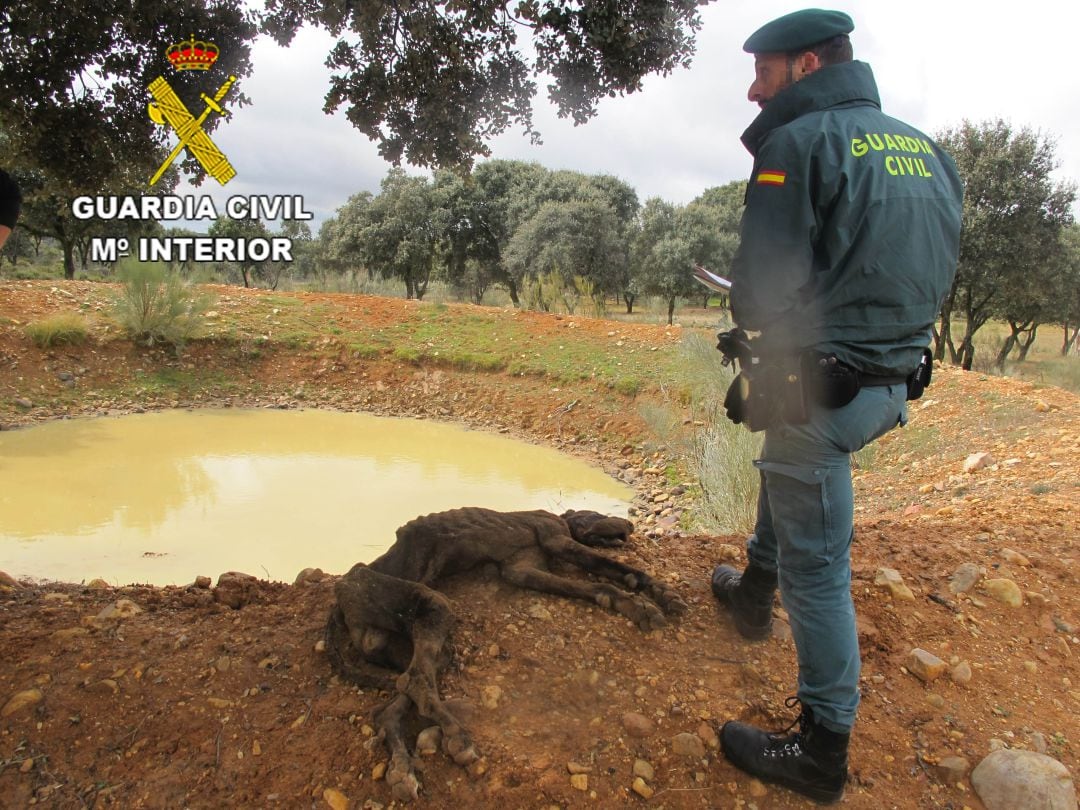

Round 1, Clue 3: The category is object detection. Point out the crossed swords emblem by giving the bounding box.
[147,74,237,186]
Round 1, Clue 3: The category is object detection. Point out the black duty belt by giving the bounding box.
[858,372,908,387]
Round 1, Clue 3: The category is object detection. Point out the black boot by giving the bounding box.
[710,562,777,640]
[721,700,849,804]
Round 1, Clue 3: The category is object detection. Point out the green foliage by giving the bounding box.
[633,197,738,324]
[110,261,213,349]
[505,199,627,304]
[262,0,703,168]
[520,271,607,317]
[934,120,1076,369]
[343,170,439,300]
[24,313,89,348]
[208,217,277,289]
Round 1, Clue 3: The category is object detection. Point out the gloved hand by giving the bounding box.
[716,328,749,366]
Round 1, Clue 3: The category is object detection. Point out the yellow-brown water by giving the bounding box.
[0,410,633,586]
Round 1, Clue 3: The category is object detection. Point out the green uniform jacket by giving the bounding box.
[730,61,963,377]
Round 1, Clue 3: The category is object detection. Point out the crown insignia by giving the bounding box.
[166,35,220,71]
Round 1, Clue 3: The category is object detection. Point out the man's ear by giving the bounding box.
[798,51,822,77]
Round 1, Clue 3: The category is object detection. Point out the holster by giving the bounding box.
[802,353,861,409]
[723,356,808,432]
[905,348,933,401]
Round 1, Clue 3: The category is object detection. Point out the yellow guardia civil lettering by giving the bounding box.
[851,133,936,159]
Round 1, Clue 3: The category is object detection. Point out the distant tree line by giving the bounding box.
[315,161,740,323]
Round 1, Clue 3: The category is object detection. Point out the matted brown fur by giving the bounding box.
[326,507,686,802]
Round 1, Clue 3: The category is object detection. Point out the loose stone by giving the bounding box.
[323,788,349,810]
[697,721,720,749]
[748,778,769,798]
[951,661,973,685]
[933,755,970,785]
[1,688,44,718]
[971,749,1076,810]
[949,563,982,594]
[983,578,1023,608]
[964,452,995,473]
[671,732,706,759]
[1000,548,1031,567]
[907,648,948,682]
[0,571,22,589]
[570,774,588,791]
[631,777,654,798]
[875,568,915,600]
[632,759,655,780]
[92,598,143,625]
[622,712,655,737]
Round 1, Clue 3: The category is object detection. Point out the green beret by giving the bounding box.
[743,9,854,54]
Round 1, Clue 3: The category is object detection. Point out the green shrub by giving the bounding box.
[110,261,213,349]
[613,376,643,397]
[24,313,90,348]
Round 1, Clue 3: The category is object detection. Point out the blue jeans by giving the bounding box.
[745,384,907,733]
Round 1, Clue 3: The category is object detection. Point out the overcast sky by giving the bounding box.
[187,0,1080,229]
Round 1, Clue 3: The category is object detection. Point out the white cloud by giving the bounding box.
[175,0,1080,226]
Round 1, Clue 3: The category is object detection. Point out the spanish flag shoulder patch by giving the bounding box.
[756,169,787,186]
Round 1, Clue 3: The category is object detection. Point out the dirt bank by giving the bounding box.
[1,280,1077,809]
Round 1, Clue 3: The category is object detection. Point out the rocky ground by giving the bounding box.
[0,280,1077,809]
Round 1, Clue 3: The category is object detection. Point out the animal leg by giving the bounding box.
[539,534,688,617]
[501,562,667,631]
[332,566,478,768]
[393,589,479,766]
[374,692,421,803]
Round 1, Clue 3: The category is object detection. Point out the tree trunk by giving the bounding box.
[994,335,1016,370]
[935,285,957,362]
[623,292,635,314]
[62,238,76,280]
[506,277,520,307]
[1064,323,1080,356]
[667,296,676,326]
[1016,324,1038,361]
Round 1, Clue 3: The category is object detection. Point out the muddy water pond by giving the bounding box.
[0,409,633,586]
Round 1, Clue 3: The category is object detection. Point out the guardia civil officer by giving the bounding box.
[0,169,20,251]
[709,10,963,803]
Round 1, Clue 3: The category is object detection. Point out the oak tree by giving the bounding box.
[261,0,705,167]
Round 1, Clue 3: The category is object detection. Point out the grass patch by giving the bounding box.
[126,367,239,398]
[350,341,386,359]
[24,313,90,348]
[646,331,763,535]
[110,261,213,350]
[440,351,505,372]
[613,376,643,397]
